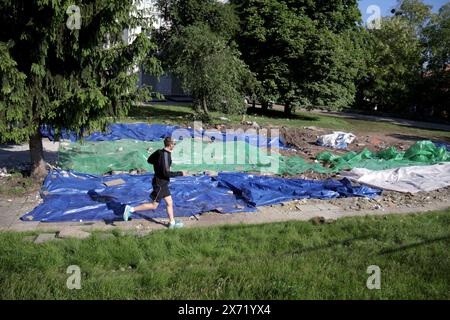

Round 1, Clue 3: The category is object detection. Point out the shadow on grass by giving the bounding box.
[332,112,450,134]
[286,235,375,255]
[379,235,450,255]
[246,107,319,121]
[387,133,434,142]
[387,133,450,143]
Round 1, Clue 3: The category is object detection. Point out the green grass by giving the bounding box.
[1,211,449,299]
[125,104,450,141]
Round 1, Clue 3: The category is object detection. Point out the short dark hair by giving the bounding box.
[164,137,175,147]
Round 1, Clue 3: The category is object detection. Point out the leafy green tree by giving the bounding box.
[394,0,433,33]
[359,0,449,118]
[359,16,423,113]
[0,0,162,178]
[232,0,365,115]
[302,29,368,110]
[424,3,450,73]
[157,0,239,41]
[419,3,450,119]
[169,23,253,115]
[156,0,254,115]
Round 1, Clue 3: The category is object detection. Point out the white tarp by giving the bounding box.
[341,163,450,193]
[317,132,356,149]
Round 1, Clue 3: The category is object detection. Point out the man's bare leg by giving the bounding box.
[123,202,159,221]
[133,202,159,212]
[163,196,175,223]
[164,196,183,228]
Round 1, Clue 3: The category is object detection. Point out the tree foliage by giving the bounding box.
[156,0,255,115]
[232,0,365,115]
[157,0,239,41]
[359,16,423,113]
[169,23,253,115]
[360,0,449,119]
[0,0,162,177]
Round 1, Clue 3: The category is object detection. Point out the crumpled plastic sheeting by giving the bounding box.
[40,123,180,143]
[41,123,288,149]
[341,163,450,194]
[317,140,449,171]
[434,142,450,152]
[317,132,356,150]
[216,173,381,207]
[40,125,79,142]
[58,139,312,175]
[21,170,381,223]
[21,170,253,223]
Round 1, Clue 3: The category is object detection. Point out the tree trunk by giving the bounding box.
[195,102,202,113]
[202,95,209,114]
[29,128,47,179]
[262,101,269,112]
[284,102,293,117]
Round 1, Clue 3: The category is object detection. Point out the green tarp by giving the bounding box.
[317,141,449,171]
[58,139,449,176]
[58,139,323,175]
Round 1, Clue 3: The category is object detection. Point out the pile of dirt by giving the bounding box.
[280,126,417,159]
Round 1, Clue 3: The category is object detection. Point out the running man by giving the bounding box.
[123,137,185,229]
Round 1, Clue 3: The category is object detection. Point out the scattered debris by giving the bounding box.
[317,132,356,150]
[103,179,126,187]
[0,167,11,178]
[204,170,218,177]
[303,126,324,132]
[241,121,260,129]
[190,214,200,221]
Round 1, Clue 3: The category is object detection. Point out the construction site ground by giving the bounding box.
[1,117,449,240]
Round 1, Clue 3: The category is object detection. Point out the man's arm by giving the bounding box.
[147,150,158,165]
[163,151,184,178]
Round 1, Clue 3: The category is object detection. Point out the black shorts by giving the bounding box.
[150,178,171,203]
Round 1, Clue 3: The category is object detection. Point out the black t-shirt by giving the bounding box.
[147,149,182,182]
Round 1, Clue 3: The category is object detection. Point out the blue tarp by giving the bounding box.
[434,142,450,152]
[216,173,381,207]
[40,123,181,143]
[21,170,381,223]
[40,123,288,149]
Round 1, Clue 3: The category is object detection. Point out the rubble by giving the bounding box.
[0,167,11,178]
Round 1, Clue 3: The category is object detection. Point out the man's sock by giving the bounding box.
[130,207,135,213]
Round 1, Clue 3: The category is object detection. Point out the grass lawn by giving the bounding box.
[126,104,450,141]
[1,210,449,299]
